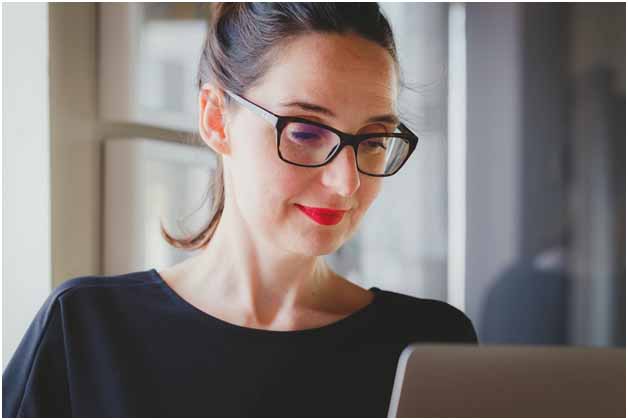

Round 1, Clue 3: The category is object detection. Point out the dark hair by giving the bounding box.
[161,2,400,250]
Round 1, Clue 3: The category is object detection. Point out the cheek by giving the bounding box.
[359,175,382,210]
[229,128,305,224]
[350,177,382,224]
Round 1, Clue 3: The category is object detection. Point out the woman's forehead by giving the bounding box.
[252,32,398,113]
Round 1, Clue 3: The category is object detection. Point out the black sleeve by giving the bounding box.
[2,293,72,417]
[458,311,480,344]
[421,298,480,345]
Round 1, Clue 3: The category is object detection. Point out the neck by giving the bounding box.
[187,197,336,318]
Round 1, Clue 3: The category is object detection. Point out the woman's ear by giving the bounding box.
[199,83,230,156]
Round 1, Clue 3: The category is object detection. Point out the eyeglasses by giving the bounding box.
[223,90,419,177]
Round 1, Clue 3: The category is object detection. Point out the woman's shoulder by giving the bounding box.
[3,269,160,417]
[27,270,164,328]
[374,287,479,344]
[50,268,158,302]
[376,288,466,317]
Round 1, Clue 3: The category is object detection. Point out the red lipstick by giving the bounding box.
[295,204,347,226]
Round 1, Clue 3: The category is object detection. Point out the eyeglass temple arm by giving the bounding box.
[223,90,279,125]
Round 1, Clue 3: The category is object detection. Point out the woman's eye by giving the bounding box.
[292,131,320,141]
[365,140,387,150]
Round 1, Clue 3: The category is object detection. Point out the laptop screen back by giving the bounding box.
[387,344,625,417]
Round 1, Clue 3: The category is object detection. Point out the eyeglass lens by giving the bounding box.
[279,121,410,175]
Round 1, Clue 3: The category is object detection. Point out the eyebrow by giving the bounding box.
[279,100,400,127]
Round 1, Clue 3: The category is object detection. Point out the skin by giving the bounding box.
[158,32,399,331]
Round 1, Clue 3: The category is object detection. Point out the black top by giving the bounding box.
[3,269,478,417]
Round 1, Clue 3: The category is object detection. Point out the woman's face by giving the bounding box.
[218,32,399,257]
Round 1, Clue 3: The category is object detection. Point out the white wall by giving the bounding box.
[369,3,450,301]
[2,3,52,369]
[465,4,523,332]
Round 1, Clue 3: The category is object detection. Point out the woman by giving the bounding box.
[3,3,477,417]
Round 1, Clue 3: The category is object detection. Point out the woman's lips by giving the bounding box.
[295,204,347,226]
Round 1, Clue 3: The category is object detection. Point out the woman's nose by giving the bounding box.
[320,145,361,197]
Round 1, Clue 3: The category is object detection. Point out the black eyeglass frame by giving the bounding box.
[223,89,419,177]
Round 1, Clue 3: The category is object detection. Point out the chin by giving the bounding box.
[286,230,347,257]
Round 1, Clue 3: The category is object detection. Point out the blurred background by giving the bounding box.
[3,2,625,369]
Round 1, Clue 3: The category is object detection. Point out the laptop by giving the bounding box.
[387,344,626,417]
